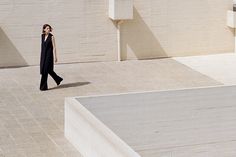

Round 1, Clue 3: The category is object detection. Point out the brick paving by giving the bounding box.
[0,58,221,157]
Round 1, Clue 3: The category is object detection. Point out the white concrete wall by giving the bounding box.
[0,0,118,67]
[0,0,234,67]
[121,0,234,60]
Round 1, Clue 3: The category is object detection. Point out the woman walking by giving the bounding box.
[40,24,63,91]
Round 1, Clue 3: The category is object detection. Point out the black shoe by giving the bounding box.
[40,88,48,91]
[57,78,63,86]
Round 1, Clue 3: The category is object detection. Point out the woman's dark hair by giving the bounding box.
[42,24,52,34]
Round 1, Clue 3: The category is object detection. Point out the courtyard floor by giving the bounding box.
[0,53,236,157]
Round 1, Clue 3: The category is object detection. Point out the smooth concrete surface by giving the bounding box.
[227,10,236,28]
[65,97,141,157]
[0,56,222,157]
[174,53,236,85]
[109,0,133,20]
[0,0,234,67]
[71,85,236,157]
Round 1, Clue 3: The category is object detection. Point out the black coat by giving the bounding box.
[40,33,54,74]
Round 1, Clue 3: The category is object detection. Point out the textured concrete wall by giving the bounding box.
[0,0,117,67]
[121,0,234,60]
[0,0,234,67]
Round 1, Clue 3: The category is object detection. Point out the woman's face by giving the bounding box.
[44,26,51,34]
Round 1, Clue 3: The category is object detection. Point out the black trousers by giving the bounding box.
[40,71,62,90]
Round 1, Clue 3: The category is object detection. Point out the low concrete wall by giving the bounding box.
[64,97,141,157]
[65,85,236,157]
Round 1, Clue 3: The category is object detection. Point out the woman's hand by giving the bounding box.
[54,57,58,63]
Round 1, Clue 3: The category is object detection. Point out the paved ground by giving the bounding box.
[174,53,236,85]
[0,53,233,157]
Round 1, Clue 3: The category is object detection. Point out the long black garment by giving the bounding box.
[40,33,54,74]
[40,33,62,90]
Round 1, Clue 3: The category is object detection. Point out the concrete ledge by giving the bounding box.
[227,10,236,28]
[65,85,236,157]
[64,97,141,157]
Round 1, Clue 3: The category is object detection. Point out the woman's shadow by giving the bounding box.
[50,81,90,90]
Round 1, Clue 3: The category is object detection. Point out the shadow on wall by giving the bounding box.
[0,27,28,68]
[121,7,167,60]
